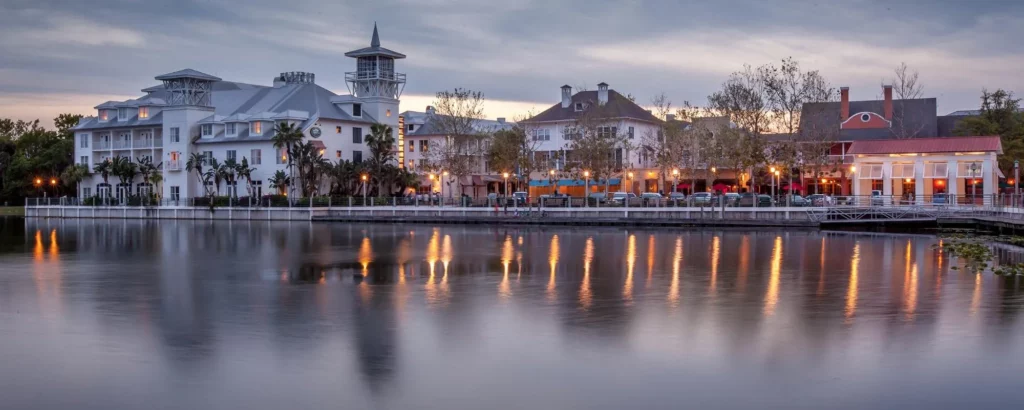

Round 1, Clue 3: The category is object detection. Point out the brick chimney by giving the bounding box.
[840,87,850,120]
[425,105,435,115]
[883,85,893,121]
[561,85,572,108]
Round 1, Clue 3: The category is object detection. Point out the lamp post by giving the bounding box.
[1015,160,1019,199]
[671,168,679,194]
[583,170,590,207]
[970,162,979,202]
[627,171,634,195]
[360,174,368,205]
[34,178,43,201]
[503,172,510,198]
[549,169,557,196]
[442,171,449,206]
[773,169,780,199]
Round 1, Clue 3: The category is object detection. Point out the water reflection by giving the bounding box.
[3,219,1024,409]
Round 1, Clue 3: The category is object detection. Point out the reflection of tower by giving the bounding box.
[343,23,405,129]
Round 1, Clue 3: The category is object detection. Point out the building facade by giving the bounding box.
[72,25,404,201]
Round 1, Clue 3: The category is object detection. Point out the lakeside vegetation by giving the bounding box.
[0,206,24,216]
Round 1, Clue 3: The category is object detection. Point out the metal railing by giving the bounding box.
[112,140,131,150]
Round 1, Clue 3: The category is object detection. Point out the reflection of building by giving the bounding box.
[794,85,1000,198]
[399,107,514,196]
[72,25,403,200]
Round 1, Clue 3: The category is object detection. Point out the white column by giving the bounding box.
[947,159,959,201]
[982,158,994,205]
[914,159,925,205]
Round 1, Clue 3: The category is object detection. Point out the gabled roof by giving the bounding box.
[847,136,1002,155]
[154,68,222,82]
[272,110,310,121]
[800,98,938,140]
[344,24,406,59]
[73,112,164,130]
[94,101,121,109]
[524,90,660,124]
[401,111,514,136]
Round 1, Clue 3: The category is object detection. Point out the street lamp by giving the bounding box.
[442,171,449,205]
[34,178,43,199]
[549,169,557,195]
[970,162,979,201]
[583,170,591,207]
[773,170,780,198]
[627,171,634,195]
[360,174,368,204]
[671,168,679,193]
[503,172,510,198]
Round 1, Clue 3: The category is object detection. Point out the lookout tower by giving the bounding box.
[345,23,406,100]
[155,69,221,107]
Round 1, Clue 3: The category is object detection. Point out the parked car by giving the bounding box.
[512,191,528,203]
[588,192,608,205]
[738,193,773,207]
[668,192,686,203]
[723,192,741,207]
[806,194,835,206]
[640,192,663,207]
[784,194,809,207]
[689,192,713,206]
[932,193,950,205]
[610,192,637,205]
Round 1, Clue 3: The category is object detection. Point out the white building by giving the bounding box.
[72,25,404,201]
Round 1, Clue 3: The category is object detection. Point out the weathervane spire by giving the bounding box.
[371,22,380,47]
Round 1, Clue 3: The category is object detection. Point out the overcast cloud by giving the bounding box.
[3,0,1024,126]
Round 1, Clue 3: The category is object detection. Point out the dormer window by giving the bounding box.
[408,124,415,132]
[352,103,362,117]
[99,110,108,121]
[252,122,262,135]
[139,107,149,119]
[117,108,128,120]
[574,103,584,112]
[201,124,213,136]
[226,123,236,135]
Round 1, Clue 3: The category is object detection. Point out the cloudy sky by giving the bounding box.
[2,0,1023,127]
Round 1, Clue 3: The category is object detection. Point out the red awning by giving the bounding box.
[677,183,691,189]
[782,182,803,190]
[712,183,730,192]
[847,136,1002,155]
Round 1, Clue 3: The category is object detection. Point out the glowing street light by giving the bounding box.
[360,174,368,203]
[583,170,591,206]
[627,171,634,195]
[671,168,679,193]
[503,171,510,198]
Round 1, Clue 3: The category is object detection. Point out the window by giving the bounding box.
[169,127,180,143]
[277,149,287,164]
[925,162,948,178]
[408,159,415,168]
[99,110,108,121]
[336,150,342,159]
[170,186,180,201]
[252,122,262,135]
[118,108,128,120]
[858,164,884,179]
[408,124,415,132]
[139,107,149,119]
[353,150,363,164]
[80,156,89,166]
[890,163,915,179]
[598,126,617,138]
[83,187,92,198]
[353,103,362,117]
[563,126,581,140]
[957,161,983,178]
[352,127,363,144]
[409,140,415,152]
[201,124,213,136]
[532,129,550,141]
[336,126,342,133]
[203,151,213,164]
[251,149,261,165]
[386,109,391,117]
[226,150,236,161]
[420,140,428,152]
[227,123,236,135]
[574,103,584,112]
[628,126,635,139]
[79,134,88,148]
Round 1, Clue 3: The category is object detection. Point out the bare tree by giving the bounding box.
[423,88,487,197]
[564,99,628,193]
[707,65,772,192]
[888,62,926,139]
[486,113,541,192]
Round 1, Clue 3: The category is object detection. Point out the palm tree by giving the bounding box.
[268,170,289,195]
[111,156,136,198]
[237,157,256,199]
[365,123,396,195]
[149,172,163,202]
[220,158,239,198]
[272,121,304,195]
[185,152,208,197]
[289,141,330,197]
[60,164,90,199]
[205,157,223,196]
[92,159,112,186]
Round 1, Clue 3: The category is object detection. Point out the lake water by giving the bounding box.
[2,218,1024,409]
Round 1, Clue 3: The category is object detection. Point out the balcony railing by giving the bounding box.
[153,138,163,148]
[112,140,131,150]
[94,141,111,150]
[134,139,152,149]
[166,159,182,171]
[345,71,406,82]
